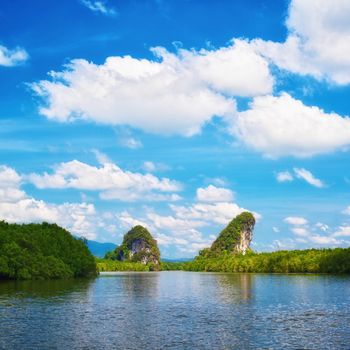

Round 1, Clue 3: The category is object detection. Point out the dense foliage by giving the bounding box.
[161,261,189,271]
[97,259,150,272]
[0,221,98,280]
[105,225,160,269]
[204,212,255,257]
[164,248,350,274]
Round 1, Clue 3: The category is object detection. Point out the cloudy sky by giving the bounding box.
[1,0,350,258]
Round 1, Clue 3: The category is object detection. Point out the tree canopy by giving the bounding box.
[0,221,97,280]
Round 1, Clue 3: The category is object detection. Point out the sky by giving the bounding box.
[1,0,350,258]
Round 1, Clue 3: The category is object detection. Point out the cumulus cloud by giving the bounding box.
[80,0,117,16]
[283,215,348,247]
[253,0,350,84]
[31,39,273,136]
[333,226,350,237]
[170,201,258,226]
[342,206,350,215]
[142,161,170,173]
[0,44,28,67]
[0,166,98,239]
[26,160,182,202]
[119,137,143,149]
[308,235,341,245]
[293,167,324,188]
[315,222,329,232]
[91,148,112,165]
[291,227,309,236]
[231,93,350,157]
[196,185,234,203]
[115,209,215,256]
[276,171,294,182]
[111,186,258,256]
[284,216,308,226]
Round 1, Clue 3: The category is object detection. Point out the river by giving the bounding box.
[1,272,350,349]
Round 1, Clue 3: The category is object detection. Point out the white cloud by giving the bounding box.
[91,148,112,165]
[196,185,234,203]
[142,161,170,173]
[276,171,294,182]
[271,239,296,250]
[0,44,28,67]
[119,137,143,149]
[308,235,341,245]
[253,0,350,85]
[293,168,324,188]
[284,216,308,226]
[170,201,258,226]
[147,212,206,231]
[342,206,350,215]
[277,168,325,187]
[111,189,258,256]
[204,177,228,187]
[332,226,350,237]
[0,165,26,203]
[272,226,280,233]
[26,160,182,202]
[0,163,259,256]
[283,215,347,247]
[31,39,273,136]
[291,227,309,236]
[315,222,329,232]
[80,0,117,16]
[0,166,98,240]
[231,93,350,157]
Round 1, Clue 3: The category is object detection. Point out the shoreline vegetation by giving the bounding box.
[0,221,97,280]
[99,213,350,274]
[97,248,350,274]
[1,216,350,280]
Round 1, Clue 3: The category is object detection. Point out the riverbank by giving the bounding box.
[99,248,350,274]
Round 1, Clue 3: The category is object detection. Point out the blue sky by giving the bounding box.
[1,0,350,258]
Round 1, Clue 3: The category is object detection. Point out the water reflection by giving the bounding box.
[214,273,254,303]
[119,272,160,299]
[0,272,350,349]
[0,278,94,305]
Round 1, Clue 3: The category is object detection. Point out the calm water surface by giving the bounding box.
[0,272,350,349]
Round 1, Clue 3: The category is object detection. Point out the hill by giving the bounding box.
[105,225,161,270]
[0,221,97,280]
[201,212,256,258]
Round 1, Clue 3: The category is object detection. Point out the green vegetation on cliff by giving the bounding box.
[203,212,255,257]
[0,221,97,280]
[105,225,161,270]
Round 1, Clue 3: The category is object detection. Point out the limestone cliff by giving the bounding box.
[202,212,255,257]
[113,225,161,269]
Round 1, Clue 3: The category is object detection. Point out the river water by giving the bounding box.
[1,272,350,349]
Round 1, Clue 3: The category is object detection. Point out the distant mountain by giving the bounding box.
[87,240,117,258]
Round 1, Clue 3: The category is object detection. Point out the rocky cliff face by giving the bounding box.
[114,225,161,269]
[233,217,255,255]
[203,212,255,257]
